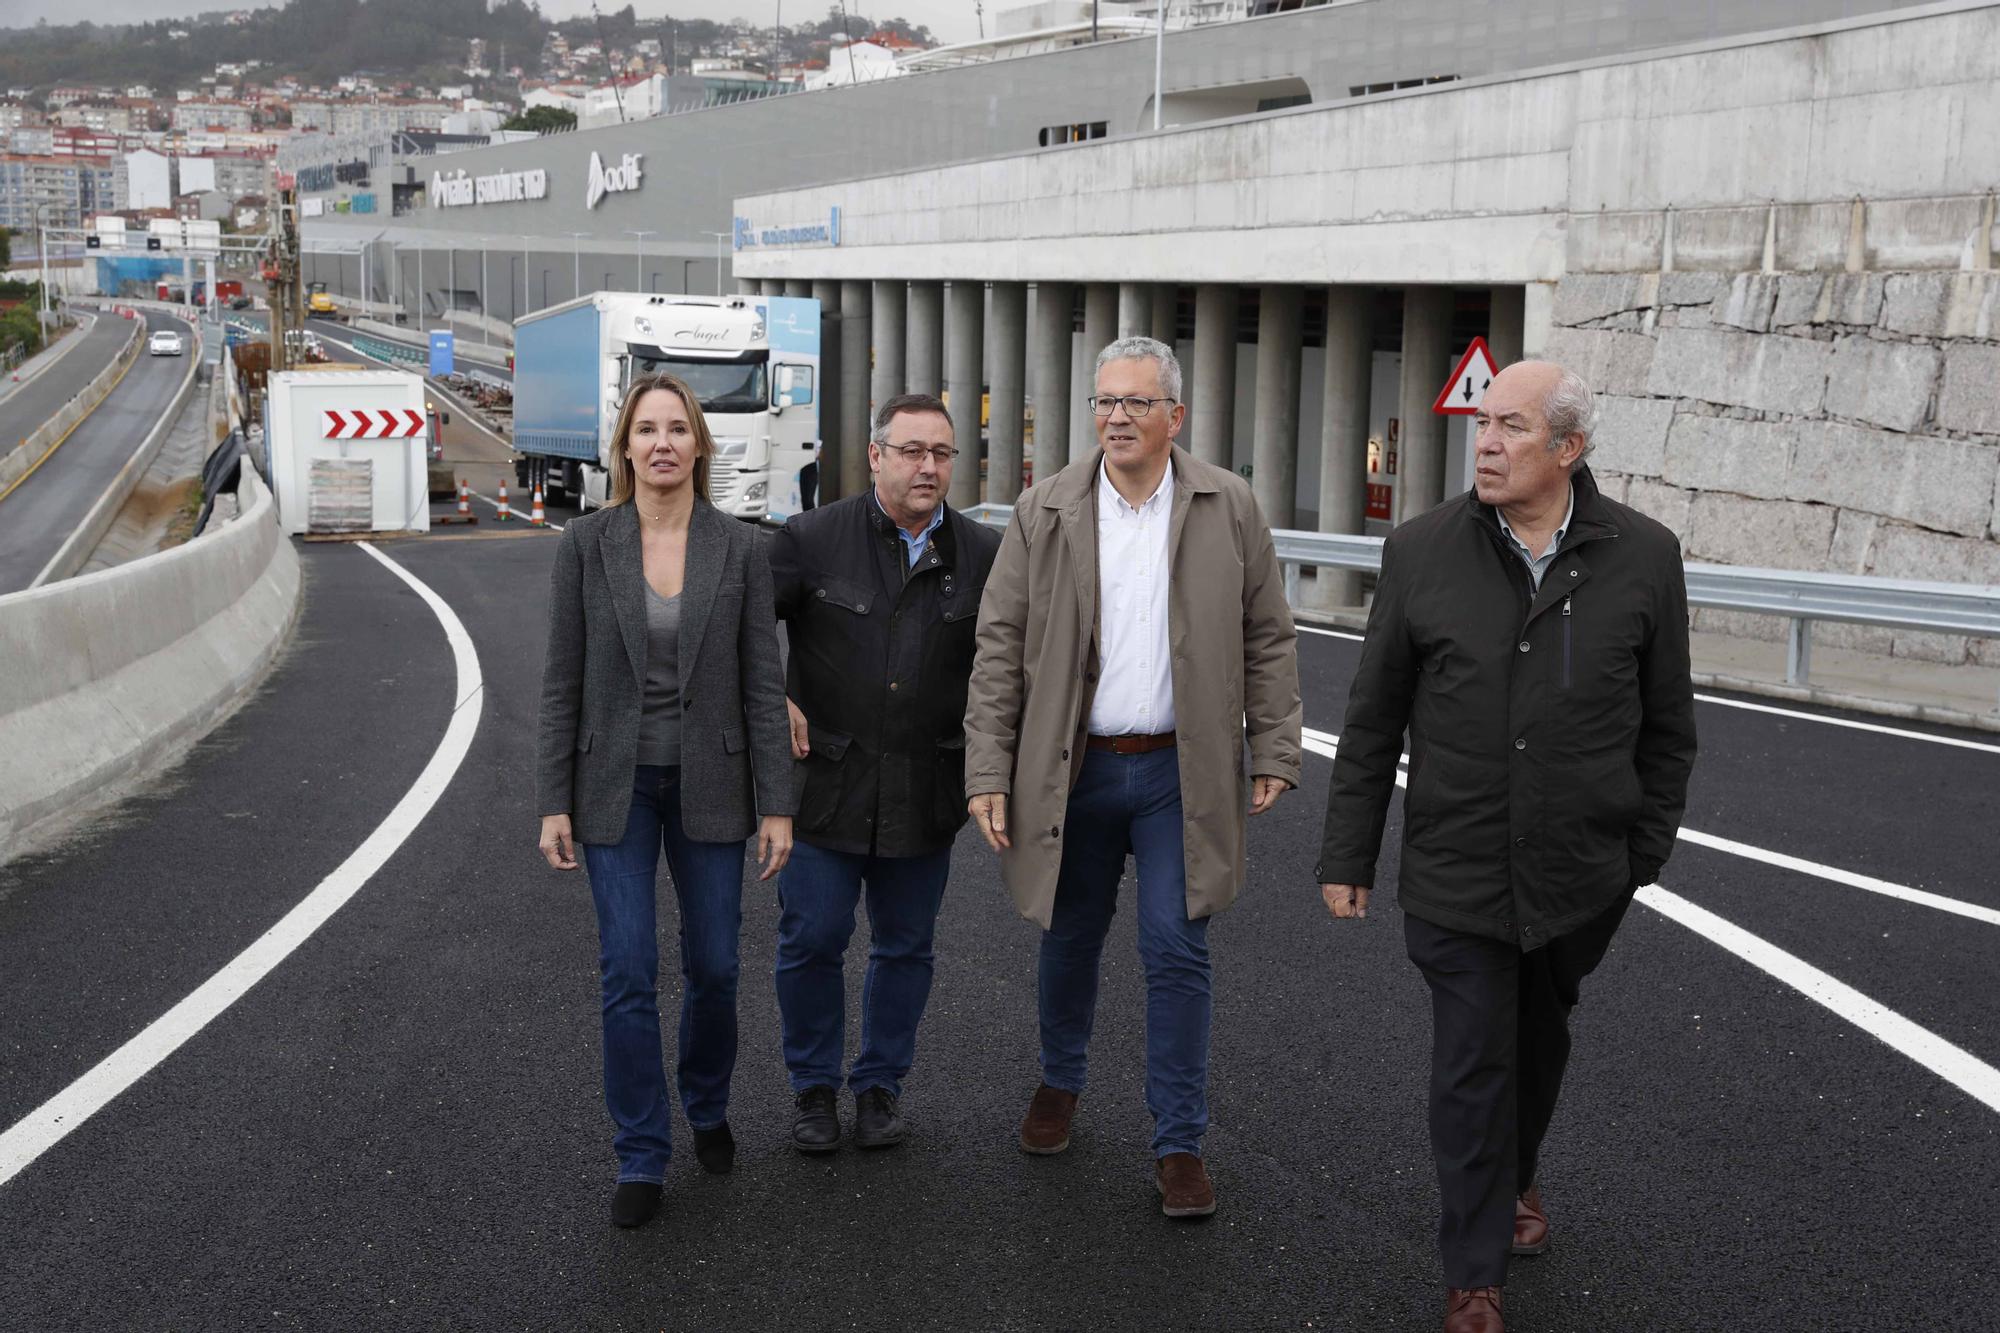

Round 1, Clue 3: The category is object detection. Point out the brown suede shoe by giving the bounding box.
[1512,1183,1549,1256]
[1018,1084,1078,1154]
[1444,1286,1504,1333]
[1154,1152,1216,1218]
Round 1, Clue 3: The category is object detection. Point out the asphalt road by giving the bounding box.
[0,310,197,594]
[0,312,133,447]
[1,525,1995,1331]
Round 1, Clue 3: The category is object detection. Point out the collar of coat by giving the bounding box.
[864,486,961,573]
[1465,462,1621,551]
[598,495,732,689]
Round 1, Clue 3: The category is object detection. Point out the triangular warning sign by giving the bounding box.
[1432,336,1501,416]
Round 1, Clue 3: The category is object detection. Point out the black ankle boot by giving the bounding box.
[611,1180,661,1228]
[791,1086,840,1153]
[692,1121,736,1175]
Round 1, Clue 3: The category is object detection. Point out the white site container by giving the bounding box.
[266,369,431,537]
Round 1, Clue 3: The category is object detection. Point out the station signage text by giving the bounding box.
[733,206,842,250]
[430,166,550,209]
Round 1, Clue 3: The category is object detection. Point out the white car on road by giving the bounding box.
[148,330,185,357]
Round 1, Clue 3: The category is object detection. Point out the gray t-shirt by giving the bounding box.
[636,583,683,767]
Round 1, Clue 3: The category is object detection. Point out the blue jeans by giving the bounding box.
[579,765,746,1184]
[775,839,953,1098]
[1038,746,1212,1159]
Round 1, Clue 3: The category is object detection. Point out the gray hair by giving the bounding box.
[1094,336,1183,403]
[1543,368,1596,466]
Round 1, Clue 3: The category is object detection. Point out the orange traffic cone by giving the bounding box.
[437,477,478,526]
[530,486,546,527]
[497,481,512,520]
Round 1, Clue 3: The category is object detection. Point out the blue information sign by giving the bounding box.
[428,331,455,376]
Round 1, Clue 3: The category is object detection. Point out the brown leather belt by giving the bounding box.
[1086,731,1177,755]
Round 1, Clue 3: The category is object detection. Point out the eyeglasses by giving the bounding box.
[881,443,959,464]
[1088,395,1177,418]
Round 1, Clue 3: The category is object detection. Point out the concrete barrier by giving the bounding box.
[0,312,144,495]
[0,467,302,860]
[30,321,204,588]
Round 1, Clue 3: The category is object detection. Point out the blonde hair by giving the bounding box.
[606,372,715,507]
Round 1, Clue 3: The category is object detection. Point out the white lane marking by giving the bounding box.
[1297,623,1999,754]
[0,542,484,1188]
[1689,693,2000,756]
[1676,828,2000,927]
[1635,884,2000,1114]
[1301,730,1998,924]
[1301,733,2000,1113]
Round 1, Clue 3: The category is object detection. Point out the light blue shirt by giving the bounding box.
[1496,485,1575,591]
[894,503,945,568]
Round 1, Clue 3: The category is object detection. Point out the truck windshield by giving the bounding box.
[635,358,769,414]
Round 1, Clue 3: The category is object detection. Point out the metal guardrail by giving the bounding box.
[964,504,2000,711]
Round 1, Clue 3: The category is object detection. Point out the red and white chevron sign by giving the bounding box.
[322,408,426,439]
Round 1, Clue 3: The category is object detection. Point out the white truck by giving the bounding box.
[511,291,822,519]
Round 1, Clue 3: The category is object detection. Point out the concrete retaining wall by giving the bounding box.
[0,467,302,860]
[0,313,143,495]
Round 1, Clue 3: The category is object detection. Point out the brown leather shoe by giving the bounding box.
[1018,1084,1078,1154]
[1444,1286,1504,1333]
[1154,1152,1216,1218]
[1512,1182,1549,1255]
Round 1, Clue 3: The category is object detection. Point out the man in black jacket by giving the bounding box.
[769,392,1002,1153]
[1318,361,1696,1333]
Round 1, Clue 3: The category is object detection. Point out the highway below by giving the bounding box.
[0,517,1994,1330]
[0,309,198,594]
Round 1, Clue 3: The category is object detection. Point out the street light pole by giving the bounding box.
[416,244,425,335]
[480,241,490,346]
[701,230,730,296]
[1153,0,1166,131]
[34,202,54,338]
[625,229,656,293]
[567,231,589,301]
[521,235,531,317]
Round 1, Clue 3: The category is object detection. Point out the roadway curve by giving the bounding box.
[0,310,198,594]
[0,312,135,450]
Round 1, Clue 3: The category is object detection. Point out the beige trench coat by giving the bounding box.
[964,445,1303,928]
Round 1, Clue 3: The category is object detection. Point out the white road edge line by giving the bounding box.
[1295,625,2000,754]
[0,542,484,1189]
[1634,884,2000,1114]
[1300,727,1998,926]
[1299,732,2000,1113]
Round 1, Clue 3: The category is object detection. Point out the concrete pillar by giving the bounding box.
[1487,285,1525,369]
[945,279,985,508]
[840,279,871,501]
[1030,281,1073,488]
[1398,286,1454,524]
[1316,285,1374,607]
[987,281,1028,504]
[1190,284,1238,468]
[1150,284,1178,349]
[870,278,906,427]
[1078,283,1118,461]
[813,280,844,502]
[785,279,810,298]
[737,276,761,296]
[1251,284,1302,528]
[1117,281,1152,338]
[907,281,943,396]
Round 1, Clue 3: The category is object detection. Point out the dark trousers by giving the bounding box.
[1403,890,1635,1288]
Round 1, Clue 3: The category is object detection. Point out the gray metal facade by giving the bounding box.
[299,0,1942,322]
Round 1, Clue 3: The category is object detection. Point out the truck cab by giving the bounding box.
[307,281,335,317]
[512,292,822,521]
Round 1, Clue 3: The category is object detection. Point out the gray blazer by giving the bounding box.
[537,498,796,846]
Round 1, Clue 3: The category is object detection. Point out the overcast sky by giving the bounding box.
[0,1,989,43]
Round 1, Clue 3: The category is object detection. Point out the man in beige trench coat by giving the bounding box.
[964,335,1302,1219]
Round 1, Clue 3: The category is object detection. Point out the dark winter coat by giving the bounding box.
[1316,466,1697,949]
[771,491,1002,857]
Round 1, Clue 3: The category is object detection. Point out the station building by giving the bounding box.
[294,0,2000,663]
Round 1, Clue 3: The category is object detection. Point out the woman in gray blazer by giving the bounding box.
[536,371,796,1229]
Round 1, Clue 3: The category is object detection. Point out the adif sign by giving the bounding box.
[585,151,643,209]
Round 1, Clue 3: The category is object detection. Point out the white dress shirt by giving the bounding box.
[1087,458,1177,736]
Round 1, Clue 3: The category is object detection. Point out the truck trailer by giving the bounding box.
[511,291,821,521]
